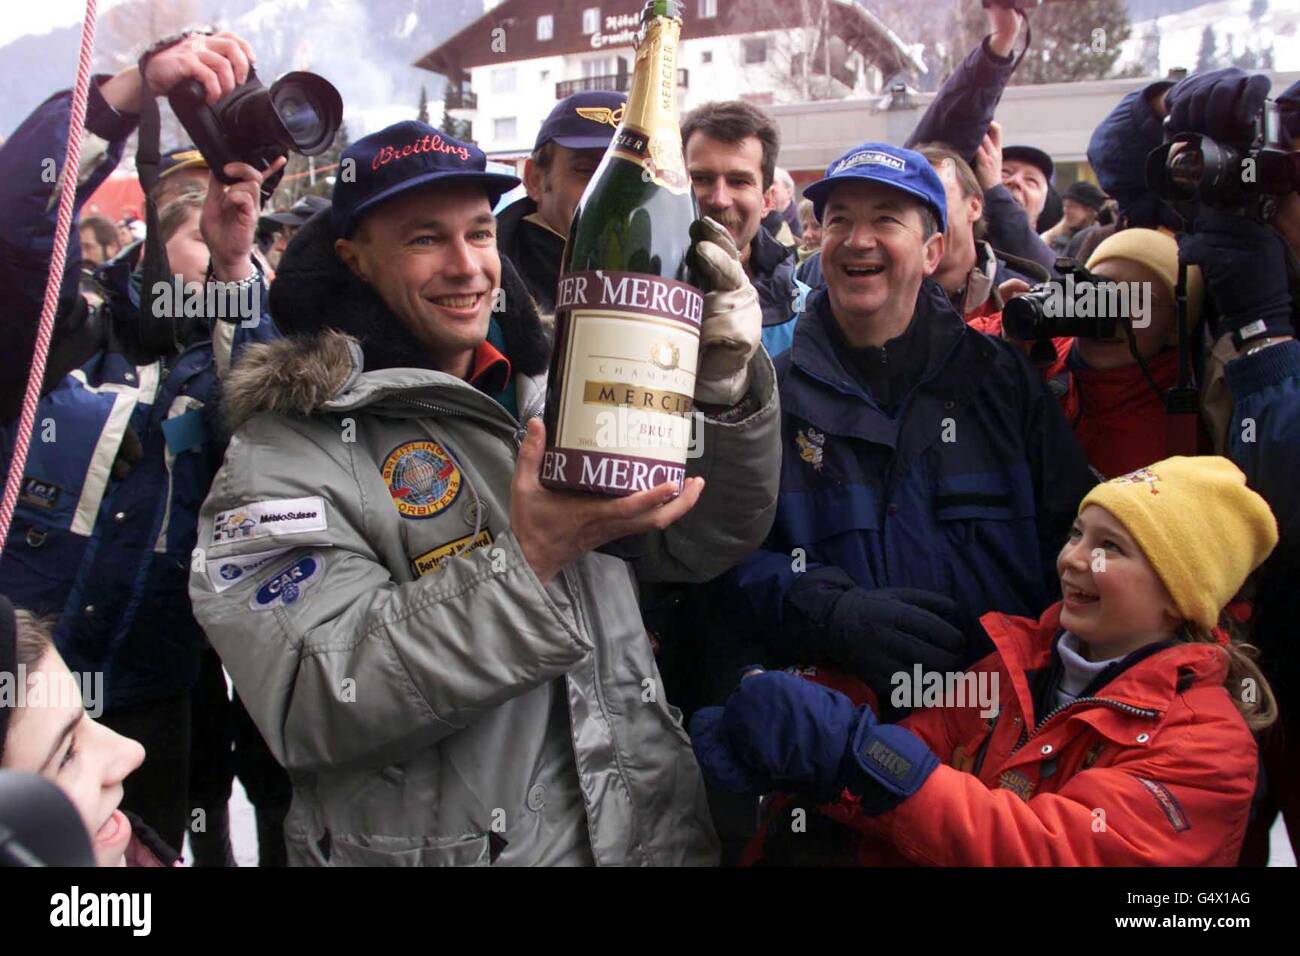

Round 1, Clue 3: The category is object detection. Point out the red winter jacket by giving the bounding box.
[750,604,1258,867]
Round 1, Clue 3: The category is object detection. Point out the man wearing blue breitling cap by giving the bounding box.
[714,141,1096,720]
[187,120,781,866]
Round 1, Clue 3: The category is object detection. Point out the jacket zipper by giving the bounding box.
[1009,696,1159,757]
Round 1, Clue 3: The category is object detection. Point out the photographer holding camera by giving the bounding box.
[1089,65,1300,864]
[0,30,280,853]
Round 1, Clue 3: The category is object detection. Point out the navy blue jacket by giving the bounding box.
[728,281,1096,652]
[905,36,1057,274]
[0,80,278,711]
[1227,341,1300,699]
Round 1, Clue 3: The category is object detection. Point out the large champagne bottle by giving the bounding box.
[540,0,701,497]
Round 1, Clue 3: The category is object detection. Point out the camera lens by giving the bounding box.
[276,93,322,143]
[1168,147,1204,194]
[269,73,343,156]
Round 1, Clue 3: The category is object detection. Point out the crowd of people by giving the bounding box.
[1,6,1298,868]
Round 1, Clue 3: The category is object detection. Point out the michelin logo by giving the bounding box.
[212,496,327,544]
[250,553,324,611]
[834,150,906,175]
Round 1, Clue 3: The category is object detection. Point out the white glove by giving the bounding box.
[691,217,762,407]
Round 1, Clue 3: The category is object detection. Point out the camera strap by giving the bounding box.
[133,77,179,357]
[1164,259,1200,457]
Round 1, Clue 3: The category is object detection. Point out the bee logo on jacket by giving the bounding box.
[795,428,825,471]
[382,440,463,519]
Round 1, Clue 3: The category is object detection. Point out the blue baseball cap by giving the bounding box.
[331,121,520,238]
[534,91,627,152]
[803,142,947,231]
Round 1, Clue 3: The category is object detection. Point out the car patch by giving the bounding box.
[412,530,493,577]
[213,496,327,544]
[250,552,324,611]
[208,548,292,593]
[382,440,463,519]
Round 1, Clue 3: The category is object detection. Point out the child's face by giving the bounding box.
[1056,505,1181,658]
[0,648,145,866]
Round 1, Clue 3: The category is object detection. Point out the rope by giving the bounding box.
[0,0,99,555]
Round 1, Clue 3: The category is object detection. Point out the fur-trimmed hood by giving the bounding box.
[229,207,551,427]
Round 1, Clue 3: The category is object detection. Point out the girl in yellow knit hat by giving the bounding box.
[697,455,1279,866]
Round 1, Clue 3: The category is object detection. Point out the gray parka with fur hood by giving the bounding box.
[188,211,781,866]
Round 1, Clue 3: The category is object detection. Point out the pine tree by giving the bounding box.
[417,85,430,124]
[1250,0,1268,23]
[1196,25,1218,72]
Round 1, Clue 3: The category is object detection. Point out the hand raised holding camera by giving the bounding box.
[99,31,256,115]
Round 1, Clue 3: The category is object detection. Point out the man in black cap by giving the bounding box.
[261,194,331,269]
[1042,180,1107,256]
[496,91,625,319]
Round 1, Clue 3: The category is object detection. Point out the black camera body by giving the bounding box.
[168,67,343,184]
[1146,99,1299,222]
[1002,258,1121,342]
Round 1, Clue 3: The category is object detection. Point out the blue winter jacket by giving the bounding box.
[1227,341,1300,699]
[0,79,278,711]
[728,281,1096,653]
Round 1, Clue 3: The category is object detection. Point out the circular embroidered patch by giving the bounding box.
[382,440,463,519]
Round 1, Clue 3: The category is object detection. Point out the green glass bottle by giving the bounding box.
[540,0,702,497]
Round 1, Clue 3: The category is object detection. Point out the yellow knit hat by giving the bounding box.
[1086,228,1204,331]
[1078,456,1278,628]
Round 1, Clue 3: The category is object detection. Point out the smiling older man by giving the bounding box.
[725,142,1095,701]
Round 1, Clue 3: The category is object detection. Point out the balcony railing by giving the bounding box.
[445,88,477,111]
[555,69,688,99]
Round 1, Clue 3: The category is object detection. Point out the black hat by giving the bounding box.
[1002,144,1054,184]
[534,91,627,152]
[1063,180,1107,213]
[262,195,332,228]
[331,121,520,238]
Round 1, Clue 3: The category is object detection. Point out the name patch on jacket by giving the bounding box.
[1137,776,1190,832]
[208,547,292,593]
[412,530,493,577]
[19,477,61,511]
[212,497,327,544]
[250,552,324,610]
[382,441,463,519]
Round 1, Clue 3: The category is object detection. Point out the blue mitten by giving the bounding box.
[1165,68,1272,141]
[691,671,941,813]
[1178,210,1294,342]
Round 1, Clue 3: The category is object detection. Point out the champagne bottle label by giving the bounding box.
[607,17,687,194]
[542,270,703,496]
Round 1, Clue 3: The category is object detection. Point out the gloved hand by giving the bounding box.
[1178,210,1294,342]
[784,567,973,700]
[1164,68,1272,142]
[690,216,762,407]
[690,670,939,814]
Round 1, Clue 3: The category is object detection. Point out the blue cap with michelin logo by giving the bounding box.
[803,142,947,232]
[534,91,627,152]
[331,120,521,238]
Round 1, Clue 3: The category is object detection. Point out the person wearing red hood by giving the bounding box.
[694,455,1277,867]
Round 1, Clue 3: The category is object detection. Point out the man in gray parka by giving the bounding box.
[188,122,780,866]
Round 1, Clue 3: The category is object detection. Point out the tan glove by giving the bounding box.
[691,217,762,407]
